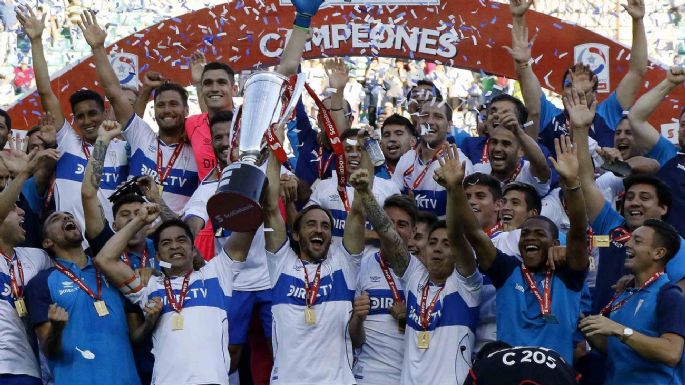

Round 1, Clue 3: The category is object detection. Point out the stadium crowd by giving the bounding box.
[1,0,685,385]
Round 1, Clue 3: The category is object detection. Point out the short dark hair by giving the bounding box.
[112,193,146,218]
[643,219,681,263]
[421,99,453,122]
[623,175,672,213]
[69,89,105,112]
[383,194,418,226]
[340,128,360,141]
[381,113,416,137]
[291,205,334,254]
[523,215,559,240]
[151,219,195,251]
[202,62,236,85]
[209,110,234,135]
[428,219,447,238]
[503,182,541,213]
[0,108,11,131]
[488,94,528,125]
[416,210,438,228]
[463,172,503,201]
[154,82,189,107]
[409,80,443,100]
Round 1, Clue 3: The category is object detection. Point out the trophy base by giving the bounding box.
[207,163,267,232]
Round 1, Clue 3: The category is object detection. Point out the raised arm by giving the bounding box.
[434,144,478,277]
[350,169,410,276]
[565,88,605,223]
[342,180,366,256]
[190,52,208,114]
[78,10,133,127]
[628,67,685,153]
[93,203,160,286]
[82,121,122,239]
[615,0,648,109]
[16,6,65,128]
[0,148,57,222]
[505,0,542,138]
[137,176,178,222]
[276,0,324,77]
[434,145,497,271]
[324,58,350,136]
[548,136,589,271]
[264,128,288,253]
[502,111,551,182]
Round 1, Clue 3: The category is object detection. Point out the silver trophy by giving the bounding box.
[207,71,303,232]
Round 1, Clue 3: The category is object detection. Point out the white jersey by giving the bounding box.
[400,256,481,385]
[55,121,126,231]
[182,175,270,292]
[352,251,405,385]
[126,250,240,385]
[391,147,473,219]
[267,240,362,385]
[472,160,551,198]
[123,114,198,214]
[308,175,400,244]
[0,248,52,377]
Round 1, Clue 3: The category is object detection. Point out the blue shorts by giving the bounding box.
[227,289,273,344]
[0,374,43,385]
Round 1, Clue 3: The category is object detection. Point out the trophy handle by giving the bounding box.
[277,73,306,127]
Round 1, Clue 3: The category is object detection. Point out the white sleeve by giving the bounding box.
[182,186,210,224]
[451,268,482,307]
[124,281,151,307]
[541,189,566,229]
[400,254,423,286]
[596,172,624,204]
[122,114,157,153]
[333,242,363,291]
[56,120,77,150]
[518,161,551,197]
[203,248,242,297]
[266,240,296,287]
[391,155,409,190]
[457,148,474,176]
[307,180,325,207]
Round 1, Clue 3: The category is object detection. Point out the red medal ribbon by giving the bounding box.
[81,140,91,160]
[44,176,56,211]
[164,271,192,313]
[122,249,149,269]
[156,139,185,189]
[500,159,524,185]
[611,227,632,244]
[265,124,293,172]
[419,279,444,330]
[2,251,24,299]
[403,144,446,191]
[304,83,343,155]
[480,139,490,164]
[302,261,322,307]
[520,266,553,317]
[485,222,503,238]
[317,146,335,179]
[378,252,402,304]
[54,261,103,301]
[600,271,664,316]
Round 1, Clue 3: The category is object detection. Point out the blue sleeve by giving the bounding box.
[591,201,625,235]
[666,237,685,284]
[294,98,320,186]
[20,177,43,215]
[595,91,624,132]
[25,269,55,327]
[539,93,563,133]
[481,250,520,289]
[86,221,115,258]
[657,284,685,337]
[646,136,678,167]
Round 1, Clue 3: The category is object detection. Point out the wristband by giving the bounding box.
[518,59,532,70]
[294,12,312,29]
[329,107,343,111]
[564,184,581,192]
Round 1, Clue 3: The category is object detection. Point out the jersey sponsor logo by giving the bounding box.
[407,303,441,325]
[140,164,193,188]
[328,194,340,202]
[159,287,209,305]
[370,275,381,283]
[414,193,437,210]
[501,348,557,369]
[515,283,525,293]
[370,295,395,310]
[59,281,79,295]
[286,283,334,300]
[1,282,11,297]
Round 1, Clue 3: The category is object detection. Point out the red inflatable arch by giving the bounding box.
[7,0,684,133]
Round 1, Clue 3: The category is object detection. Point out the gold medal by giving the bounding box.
[304,307,316,325]
[417,331,430,349]
[157,184,164,196]
[94,300,109,317]
[14,297,27,317]
[171,313,184,330]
